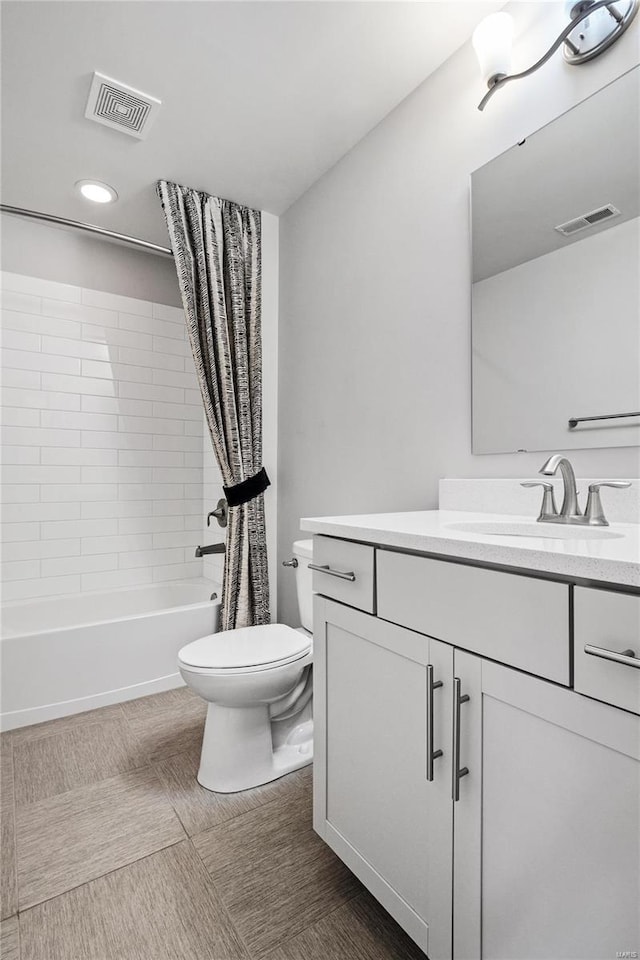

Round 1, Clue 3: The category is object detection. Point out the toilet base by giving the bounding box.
[197,701,313,793]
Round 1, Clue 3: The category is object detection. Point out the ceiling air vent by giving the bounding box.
[555,204,621,238]
[85,72,161,140]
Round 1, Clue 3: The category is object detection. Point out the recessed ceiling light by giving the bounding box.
[76,180,118,204]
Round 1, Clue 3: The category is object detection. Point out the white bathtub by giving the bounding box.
[0,579,220,731]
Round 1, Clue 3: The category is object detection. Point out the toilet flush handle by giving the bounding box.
[282,558,298,568]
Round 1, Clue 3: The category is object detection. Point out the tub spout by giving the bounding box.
[195,543,226,558]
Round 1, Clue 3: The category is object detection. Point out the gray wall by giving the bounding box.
[1,214,181,306]
[277,2,640,624]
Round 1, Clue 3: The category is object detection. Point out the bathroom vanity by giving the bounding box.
[301,507,640,960]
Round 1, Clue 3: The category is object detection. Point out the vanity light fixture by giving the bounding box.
[75,180,118,204]
[473,0,639,111]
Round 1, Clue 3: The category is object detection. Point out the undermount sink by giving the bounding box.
[446,520,623,541]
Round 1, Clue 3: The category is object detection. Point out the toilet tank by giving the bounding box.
[292,539,313,633]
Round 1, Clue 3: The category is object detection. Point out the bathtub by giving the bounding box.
[0,579,220,731]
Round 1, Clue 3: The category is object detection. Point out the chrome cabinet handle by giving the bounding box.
[308,562,356,582]
[452,677,470,802]
[426,665,443,782]
[584,644,640,669]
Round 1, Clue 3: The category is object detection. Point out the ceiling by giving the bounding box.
[472,67,639,282]
[1,1,504,247]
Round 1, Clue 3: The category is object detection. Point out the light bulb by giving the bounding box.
[75,180,118,203]
[472,12,514,87]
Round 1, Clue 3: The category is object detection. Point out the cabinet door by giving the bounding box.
[314,594,453,960]
[453,650,640,960]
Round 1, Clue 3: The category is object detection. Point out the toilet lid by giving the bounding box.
[178,623,311,670]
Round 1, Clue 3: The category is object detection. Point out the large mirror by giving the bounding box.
[471,67,639,454]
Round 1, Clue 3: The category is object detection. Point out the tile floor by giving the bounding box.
[0,687,426,959]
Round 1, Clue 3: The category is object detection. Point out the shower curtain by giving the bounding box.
[157,180,270,630]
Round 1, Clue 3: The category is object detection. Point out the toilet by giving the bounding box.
[178,538,314,793]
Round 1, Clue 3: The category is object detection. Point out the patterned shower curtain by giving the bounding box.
[157,180,270,630]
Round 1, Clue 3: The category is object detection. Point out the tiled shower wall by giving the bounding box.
[0,270,224,602]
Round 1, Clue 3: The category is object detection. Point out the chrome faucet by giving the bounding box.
[520,454,631,526]
[539,454,581,520]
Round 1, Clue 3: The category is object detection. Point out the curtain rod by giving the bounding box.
[0,203,173,258]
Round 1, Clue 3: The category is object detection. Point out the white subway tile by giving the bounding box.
[83,289,152,316]
[2,465,80,484]
[1,308,82,340]
[118,346,183,372]
[82,325,152,350]
[44,299,118,328]
[119,450,183,468]
[184,421,203,436]
[185,484,203,499]
[1,559,41,581]
[2,575,81,601]
[1,408,40,427]
[152,334,190,355]
[81,466,152,484]
[0,485,40,503]
[2,388,81,412]
[81,568,153,591]
[119,483,184,501]
[2,369,41,390]
[84,431,153,450]
[41,484,118,502]
[1,329,41,352]
[152,434,201,452]
[1,539,80,561]
[81,359,153,384]
[41,411,118,432]
[42,373,116,397]
[41,336,113,361]
[184,452,202,468]
[152,368,198,390]
[119,547,184,569]
[185,390,201,406]
[118,381,184,404]
[117,416,184,435]
[1,502,80,523]
[2,349,81,375]
[152,467,202,484]
[153,499,202,516]
[82,533,153,555]
[152,530,200,549]
[184,515,202,531]
[3,273,81,302]
[1,290,41,314]
[153,561,202,582]
[41,448,118,466]
[1,446,40,465]
[152,303,184,323]
[118,516,183,535]
[1,522,41,542]
[42,518,118,540]
[151,401,202,422]
[41,554,118,577]
[81,500,153,519]
[2,426,81,448]
[81,395,153,418]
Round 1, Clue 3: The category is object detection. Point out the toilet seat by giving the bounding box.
[178,623,312,675]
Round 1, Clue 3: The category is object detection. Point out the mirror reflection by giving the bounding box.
[471,67,639,454]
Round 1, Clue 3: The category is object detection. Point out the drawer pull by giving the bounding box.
[452,677,470,802]
[309,562,356,583]
[584,644,640,669]
[426,665,443,782]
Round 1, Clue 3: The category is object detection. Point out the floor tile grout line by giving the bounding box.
[16,837,188,918]
[259,888,366,960]
[185,835,255,960]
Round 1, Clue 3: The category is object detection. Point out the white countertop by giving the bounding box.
[300,510,640,588]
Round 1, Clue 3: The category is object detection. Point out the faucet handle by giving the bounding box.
[584,481,631,526]
[521,481,558,521]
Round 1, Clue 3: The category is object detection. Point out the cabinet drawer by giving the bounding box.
[377,550,569,684]
[311,536,375,613]
[574,587,640,715]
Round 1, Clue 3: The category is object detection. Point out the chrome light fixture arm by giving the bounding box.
[477,0,638,111]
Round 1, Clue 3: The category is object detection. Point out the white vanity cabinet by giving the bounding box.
[313,594,453,958]
[453,650,640,960]
[312,535,640,960]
